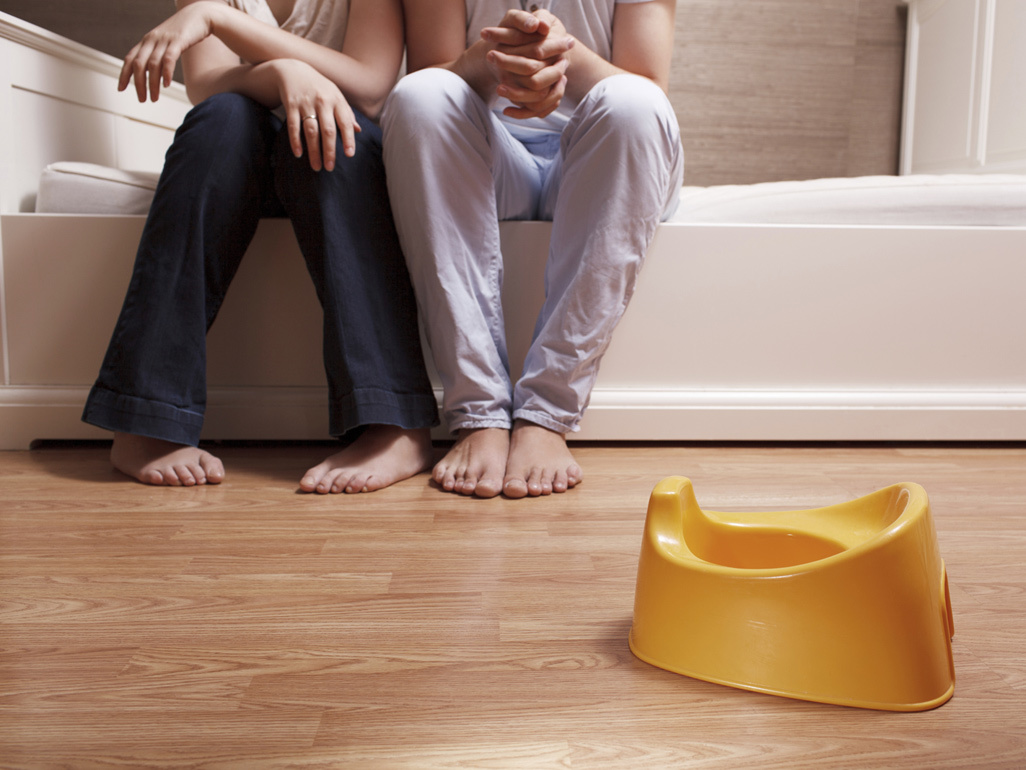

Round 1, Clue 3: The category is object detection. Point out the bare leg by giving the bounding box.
[110,432,225,487]
[300,425,433,494]
[503,420,583,499]
[432,427,510,498]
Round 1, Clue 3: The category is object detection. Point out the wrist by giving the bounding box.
[451,40,500,100]
[201,1,230,38]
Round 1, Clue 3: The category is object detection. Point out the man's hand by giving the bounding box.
[480,9,574,119]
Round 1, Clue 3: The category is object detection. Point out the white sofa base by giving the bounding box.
[3,215,1024,448]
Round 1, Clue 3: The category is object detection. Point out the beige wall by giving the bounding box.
[0,0,173,63]
[671,0,907,184]
[0,0,907,185]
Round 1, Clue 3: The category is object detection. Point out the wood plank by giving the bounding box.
[1,442,1024,767]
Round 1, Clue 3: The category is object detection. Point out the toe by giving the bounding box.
[503,475,528,499]
[300,464,326,492]
[316,470,342,494]
[475,476,503,498]
[343,473,370,494]
[171,465,194,486]
[357,474,385,493]
[567,464,583,487]
[435,463,457,492]
[526,468,548,496]
[200,455,224,484]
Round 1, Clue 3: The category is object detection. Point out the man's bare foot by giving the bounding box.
[110,432,225,487]
[299,425,433,494]
[433,427,510,498]
[503,420,582,499]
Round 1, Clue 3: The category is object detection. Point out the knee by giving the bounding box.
[183,92,265,130]
[577,74,679,147]
[173,93,273,159]
[382,68,484,145]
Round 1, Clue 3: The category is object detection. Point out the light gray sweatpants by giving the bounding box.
[382,68,683,434]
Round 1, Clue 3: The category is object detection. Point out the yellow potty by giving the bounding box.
[629,477,954,711]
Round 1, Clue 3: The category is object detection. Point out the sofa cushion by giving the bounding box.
[35,161,160,215]
[34,162,1026,227]
[671,174,1026,227]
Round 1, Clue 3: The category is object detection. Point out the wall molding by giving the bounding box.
[3,386,1024,448]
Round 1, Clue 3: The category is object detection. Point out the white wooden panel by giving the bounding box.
[4,215,1026,445]
[9,89,118,212]
[2,16,188,128]
[500,223,1026,393]
[986,0,1026,168]
[1,216,325,388]
[907,0,981,171]
[1,13,189,212]
[115,116,177,173]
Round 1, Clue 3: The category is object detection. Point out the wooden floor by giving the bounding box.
[1,442,1024,768]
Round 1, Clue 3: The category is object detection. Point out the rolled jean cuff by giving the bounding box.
[329,387,440,437]
[81,386,204,446]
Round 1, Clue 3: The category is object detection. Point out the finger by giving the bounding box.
[148,45,168,102]
[480,26,542,48]
[319,111,338,171]
[495,56,569,94]
[492,34,574,63]
[498,9,542,34]
[162,47,178,91]
[503,75,566,120]
[336,106,357,159]
[130,42,157,102]
[303,113,323,171]
[118,44,143,92]
[487,49,546,78]
[287,109,305,160]
[522,34,575,62]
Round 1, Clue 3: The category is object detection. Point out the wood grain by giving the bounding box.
[1,441,1024,768]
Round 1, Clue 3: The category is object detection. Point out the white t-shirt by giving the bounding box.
[465,0,653,134]
[227,0,349,49]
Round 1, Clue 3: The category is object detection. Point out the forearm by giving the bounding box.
[183,57,285,107]
[441,39,500,106]
[200,2,400,116]
[561,42,626,105]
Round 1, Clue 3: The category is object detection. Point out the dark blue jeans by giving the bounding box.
[83,93,438,445]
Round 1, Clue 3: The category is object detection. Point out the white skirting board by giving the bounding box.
[2,386,1024,447]
[2,216,1024,447]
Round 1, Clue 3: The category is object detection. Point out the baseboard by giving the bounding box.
[3,385,1023,449]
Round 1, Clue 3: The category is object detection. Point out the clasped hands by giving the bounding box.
[480,8,575,120]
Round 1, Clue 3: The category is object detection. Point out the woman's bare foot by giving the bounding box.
[432,427,510,498]
[110,432,225,487]
[299,425,433,494]
[503,420,582,499]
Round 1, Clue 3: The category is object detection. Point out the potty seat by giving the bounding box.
[629,477,955,711]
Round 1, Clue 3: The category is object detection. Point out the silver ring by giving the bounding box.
[302,114,318,122]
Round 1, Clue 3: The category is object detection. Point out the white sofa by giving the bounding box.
[2,4,1025,449]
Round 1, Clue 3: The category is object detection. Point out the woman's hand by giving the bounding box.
[119,2,223,102]
[480,9,574,119]
[273,59,361,172]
